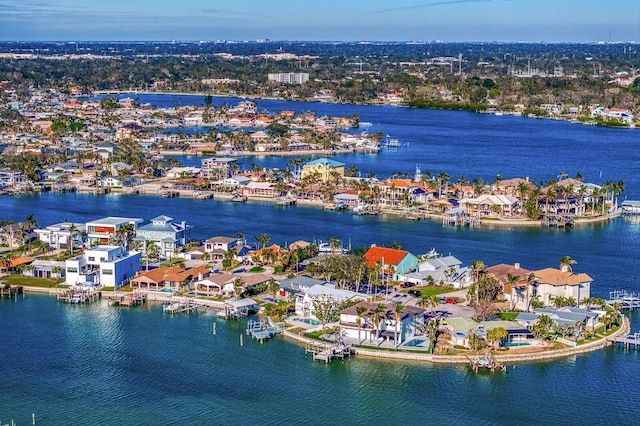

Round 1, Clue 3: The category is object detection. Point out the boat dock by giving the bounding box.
[606,290,640,310]
[541,214,574,228]
[0,284,23,298]
[305,340,353,363]
[609,331,640,350]
[276,197,297,206]
[246,318,285,342]
[162,296,199,314]
[621,200,640,215]
[57,287,100,304]
[111,291,147,307]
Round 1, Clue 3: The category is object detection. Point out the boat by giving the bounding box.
[317,241,350,255]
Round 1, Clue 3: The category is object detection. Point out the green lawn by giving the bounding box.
[496,311,520,321]
[400,286,455,297]
[2,275,65,288]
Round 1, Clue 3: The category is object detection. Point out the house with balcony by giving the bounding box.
[135,215,191,257]
[531,266,592,307]
[339,301,425,346]
[458,194,519,217]
[65,245,141,289]
[34,221,85,250]
[200,157,238,179]
[86,216,143,245]
[300,158,345,183]
[294,284,369,319]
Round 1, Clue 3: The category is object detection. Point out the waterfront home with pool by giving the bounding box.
[295,283,370,319]
[65,245,141,289]
[339,301,426,346]
[363,246,419,279]
[135,215,191,257]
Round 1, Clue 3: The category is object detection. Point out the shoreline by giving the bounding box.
[19,287,631,366]
[282,316,630,365]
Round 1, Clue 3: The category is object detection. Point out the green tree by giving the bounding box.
[487,327,508,349]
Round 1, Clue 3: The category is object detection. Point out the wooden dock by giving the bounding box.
[162,297,198,314]
[246,318,285,342]
[0,285,23,298]
[57,288,100,304]
[111,291,147,307]
[305,339,353,363]
[609,331,640,350]
[276,197,297,206]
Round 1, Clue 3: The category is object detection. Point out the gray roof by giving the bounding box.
[278,275,327,291]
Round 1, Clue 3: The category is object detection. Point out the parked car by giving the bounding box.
[445,298,458,304]
[408,290,422,297]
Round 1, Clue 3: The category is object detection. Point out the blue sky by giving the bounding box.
[0,0,638,42]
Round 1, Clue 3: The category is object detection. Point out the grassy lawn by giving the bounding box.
[400,286,455,297]
[2,275,65,288]
[497,311,520,321]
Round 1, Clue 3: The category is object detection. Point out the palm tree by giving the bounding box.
[393,303,405,347]
[559,255,576,272]
[487,327,508,349]
[470,260,484,318]
[370,303,387,344]
[144,240,159,271]
[506,273,520,310]
[356,306,368,343]
[68,223,80,256]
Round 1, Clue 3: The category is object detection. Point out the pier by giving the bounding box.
[541,214,574,228]
[609,331,640,351]
[606,290,640,310]
[276,197,297,206]
[57,287,100,304]
[246,318,285,341]
[162,296,199,314]
[0,284,23,298]
[305,338,354,363]
[110,291,147,307]
[621,200,640,215]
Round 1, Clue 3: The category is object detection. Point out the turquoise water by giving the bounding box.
[505,342,531,348]
[159,288,176,293]
[300,318,320,326]
[3,99,640,423]
[1,296,639,425]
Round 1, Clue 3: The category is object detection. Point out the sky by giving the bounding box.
[0,0,639,43]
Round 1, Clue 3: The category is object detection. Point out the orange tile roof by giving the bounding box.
[8,257,35,268]
[363,247,408,268]
[534,268,592,286]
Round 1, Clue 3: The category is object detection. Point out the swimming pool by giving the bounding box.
[188,291,211,297]
[159,288,176,293]
[505,342,531,347]
[300,318,320,326]
[403,338,428,348]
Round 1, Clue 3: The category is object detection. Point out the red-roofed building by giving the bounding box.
[363,246,418,277]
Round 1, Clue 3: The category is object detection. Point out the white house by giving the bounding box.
[532,267,592,307]
[135,215,191,256]
[86,216,143,245]
[34,221,85,250]
[339,301,426,345]
[65,245,141,289]
[294,284,370,319]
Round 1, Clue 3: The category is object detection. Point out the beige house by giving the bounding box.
[532,267,592,307]
[300,158,345,183]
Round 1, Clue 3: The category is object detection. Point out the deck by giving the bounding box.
[606,290,640,310]
[162,297,198,314]
[609,331,640,350]
[0,285,23,298]
[111,291,147,307]
[305,340,354,363]
[57,288,100,304]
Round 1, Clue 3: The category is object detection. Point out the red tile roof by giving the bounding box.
[363,247,408,268]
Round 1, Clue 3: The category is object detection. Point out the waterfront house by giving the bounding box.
[459,194,519,217]
[363,246,418,278]
[531,267,592,307]
[241,181,276,198]
[399,254,470,288]
[446,317,533,348]
[277,275,328,297]
[300,158,345,183]
[204,236,240,260]
[200,157,238,179]
[339,301,425,345]
[86,217,143,245]
[131,265,210,290]
[34,221,85,251]
[295,283,369,319]
[65,245,141,289]
[29,259,65,279]
[135,215,191,257]
[516,307,600,334]
[1,256,34,274]
[485,263,534,311]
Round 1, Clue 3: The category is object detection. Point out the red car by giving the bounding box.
[446,298,458,304]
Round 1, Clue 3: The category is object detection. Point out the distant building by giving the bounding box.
[300,158,345,183]
[268,73,310,85]
[200,157,238,179]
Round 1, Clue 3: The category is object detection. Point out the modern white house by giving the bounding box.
[65,245,141,289]
[339,301,426,346]
[34,221,85,250]
[85,216,143,244]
